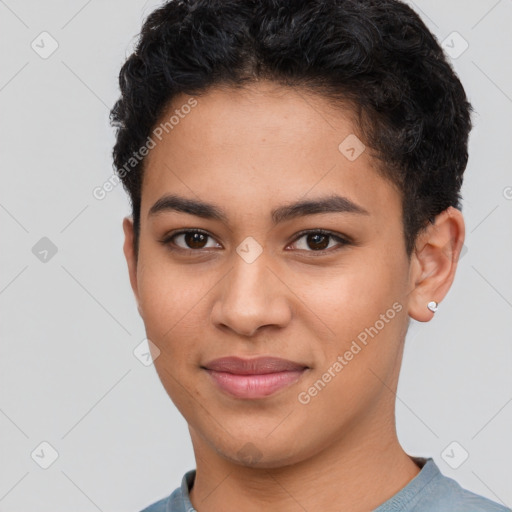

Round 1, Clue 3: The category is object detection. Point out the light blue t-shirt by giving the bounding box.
[140,456,510,511]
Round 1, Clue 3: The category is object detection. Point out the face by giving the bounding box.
[124,81,419,468]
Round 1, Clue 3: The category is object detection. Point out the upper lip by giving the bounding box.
[203,356,308,375]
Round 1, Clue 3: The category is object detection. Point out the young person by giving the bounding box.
[110,0,508,510]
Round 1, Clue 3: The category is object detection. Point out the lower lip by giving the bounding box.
[205,369,306,399]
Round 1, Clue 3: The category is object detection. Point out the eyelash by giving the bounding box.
[159,228,351,256]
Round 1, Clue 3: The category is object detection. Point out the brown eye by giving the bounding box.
[305,233,330,250]
[183,231,208,249]
[290,230,349,253]
[163,229,221,251]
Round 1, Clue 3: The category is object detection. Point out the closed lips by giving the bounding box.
[203,356,308,374]
[202,356,309,399]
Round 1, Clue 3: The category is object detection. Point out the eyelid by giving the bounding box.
[160,228,222,251]
[289,228,351,245]
[286,229,351,254]
[161,228,351,254]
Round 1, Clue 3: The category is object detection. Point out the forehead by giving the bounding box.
[140,82,401,224]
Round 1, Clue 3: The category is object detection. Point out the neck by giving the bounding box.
[188,414,421,512]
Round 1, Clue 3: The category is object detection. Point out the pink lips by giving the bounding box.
[203,356,308,399]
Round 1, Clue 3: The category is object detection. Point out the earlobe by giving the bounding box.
[122,216,141,314]
[407,206,465,322]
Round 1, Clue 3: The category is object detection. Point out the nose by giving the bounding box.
[210,251,292,338]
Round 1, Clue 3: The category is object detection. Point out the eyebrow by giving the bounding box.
[148,193,369,225]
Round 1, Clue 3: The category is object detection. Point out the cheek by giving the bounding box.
[299,255,404,331]
[137,254,209,335]
[298,256,408,394]
[137,261,207,403]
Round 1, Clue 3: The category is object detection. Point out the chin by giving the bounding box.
[205,430,314,470]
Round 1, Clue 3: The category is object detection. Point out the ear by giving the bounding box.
[407,206,465,322]
[122,216,142,316]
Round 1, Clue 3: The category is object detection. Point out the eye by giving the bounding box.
[288,229,350,253]
[160,228,351,254]
[161,229,222,251]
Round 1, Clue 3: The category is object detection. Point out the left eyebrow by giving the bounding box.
[147,193,370,225]
[271,195,370,224]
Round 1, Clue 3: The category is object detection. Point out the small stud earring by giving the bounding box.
[427,301,438,313]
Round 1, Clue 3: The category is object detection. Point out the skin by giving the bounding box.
[122,80,465,512]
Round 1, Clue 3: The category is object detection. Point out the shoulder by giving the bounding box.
[138,470,195,512]
[414,471,510,512]
[376,458,509,512]
[407,459,509,512]
[138,495,170,512]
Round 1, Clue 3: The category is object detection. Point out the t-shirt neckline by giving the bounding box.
[176,456,439,512]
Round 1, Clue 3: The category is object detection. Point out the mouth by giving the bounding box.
[202,356,309,399]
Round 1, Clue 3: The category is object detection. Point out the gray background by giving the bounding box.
[1,1,511,510]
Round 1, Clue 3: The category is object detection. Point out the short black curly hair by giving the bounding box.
[110,0,473,258]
